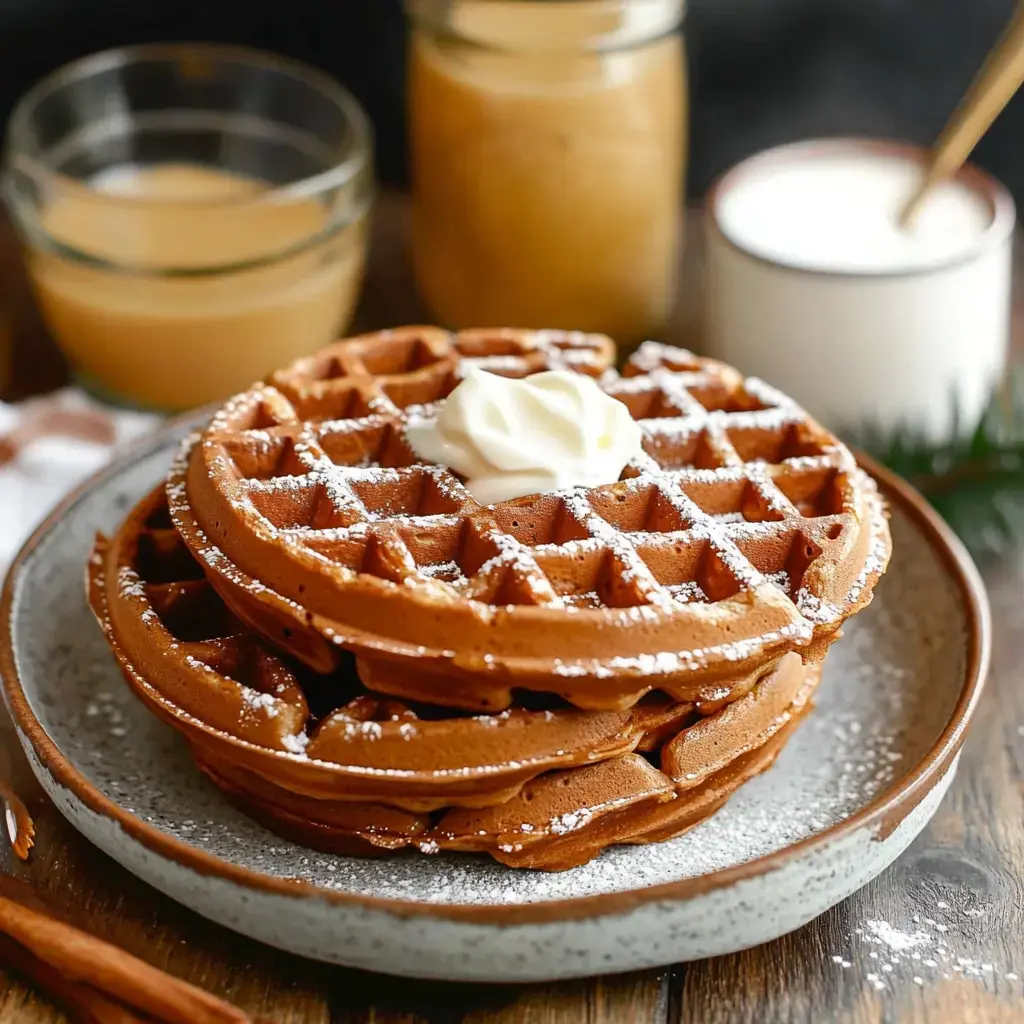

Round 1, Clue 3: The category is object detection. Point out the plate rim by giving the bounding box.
[0,415,991,926]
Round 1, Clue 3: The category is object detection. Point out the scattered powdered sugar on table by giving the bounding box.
[827,899,1022,997]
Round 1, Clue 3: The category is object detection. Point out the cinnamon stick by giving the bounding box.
[0,891,252,1024]
[0,933,147,1024]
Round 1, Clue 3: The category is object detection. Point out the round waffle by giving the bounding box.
[171,326,889,711]
[90,487,822,870]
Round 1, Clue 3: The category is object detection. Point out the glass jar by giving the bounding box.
[4,44,373,411]
[407,0,686,345]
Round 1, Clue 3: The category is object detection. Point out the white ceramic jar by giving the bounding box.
[703,139,1015,445]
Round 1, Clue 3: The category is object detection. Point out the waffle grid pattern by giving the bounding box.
[197,332,864,635]
[100,495,714,787]
[91,488,821,868]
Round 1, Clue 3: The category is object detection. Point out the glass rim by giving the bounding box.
[406,0,685,52]
[4,41,373,210]
[706,138,1017,279]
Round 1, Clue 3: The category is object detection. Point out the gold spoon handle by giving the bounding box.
[900,0,1024,226]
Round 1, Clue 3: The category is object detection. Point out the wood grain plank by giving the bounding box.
[1,707,671,1024]
[0,713,336,1023]
[2,195,1022,1024]
[321,969,668,1023]
[459,971,669,1024]
[665,553,1024,1024]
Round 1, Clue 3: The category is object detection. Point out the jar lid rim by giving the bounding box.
[407,0,684,52]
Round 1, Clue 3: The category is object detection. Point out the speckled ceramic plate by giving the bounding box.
[1,416,988,982]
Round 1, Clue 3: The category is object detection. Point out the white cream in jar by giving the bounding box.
[704,140,1015,444]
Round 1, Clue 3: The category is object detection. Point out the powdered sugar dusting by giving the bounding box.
[241,689,280,716]
[865,919,932,951]
[15,433,966,912]
[281,732,309,756]
[172,335,888,678]
[825,903,1020,998]
[549,808,595,835]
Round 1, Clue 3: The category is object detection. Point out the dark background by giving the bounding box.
[0,0,1021,200]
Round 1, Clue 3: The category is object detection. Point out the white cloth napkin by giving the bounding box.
[0,389,160,576]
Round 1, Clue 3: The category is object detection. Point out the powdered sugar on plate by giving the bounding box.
[14,446,967,905]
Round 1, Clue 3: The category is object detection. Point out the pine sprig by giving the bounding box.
[850,367,1024,559]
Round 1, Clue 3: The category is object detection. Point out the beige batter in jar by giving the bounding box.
[408,0,686,345]
[29,164,368,410]
[4,44,373,411]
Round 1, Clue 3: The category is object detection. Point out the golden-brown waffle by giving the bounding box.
[170,327,889,712]
[91,488,821,870]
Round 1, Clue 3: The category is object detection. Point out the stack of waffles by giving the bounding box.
[89,327,891,871]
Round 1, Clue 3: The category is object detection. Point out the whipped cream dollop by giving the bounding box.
[405,369,643,505]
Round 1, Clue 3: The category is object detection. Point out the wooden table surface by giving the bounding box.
[1,195,1022,1024]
